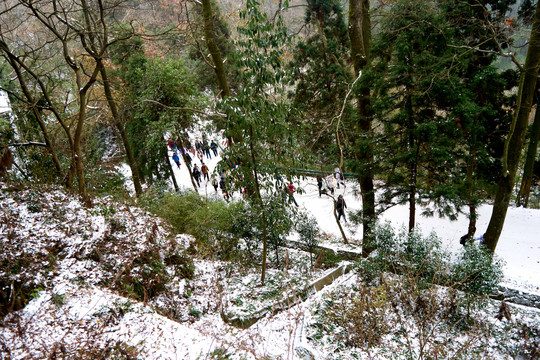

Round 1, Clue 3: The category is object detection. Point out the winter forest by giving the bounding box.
[1,0,540,358]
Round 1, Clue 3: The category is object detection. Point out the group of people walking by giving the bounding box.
[169,134,349,221]
[167,132,220,170]
[316,168,347,222]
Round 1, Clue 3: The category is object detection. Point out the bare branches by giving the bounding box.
[140,99,226,118]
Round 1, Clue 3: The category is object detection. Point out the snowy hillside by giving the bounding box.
[2,170,540,358]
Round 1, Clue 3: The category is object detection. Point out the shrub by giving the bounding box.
[296,213,320,267]
[358,222,450,287]
[140,189,246,261]
[450,243,504,311]
[316,285,391,349]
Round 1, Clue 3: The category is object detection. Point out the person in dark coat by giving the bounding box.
[336,194,347,222]
[192,164,201,187]
[183,150,192,166]
[210,140,219,156]
[211,174,219,193]
[219,177,230,201]
[203,140,211,159]
[317,176,323,197]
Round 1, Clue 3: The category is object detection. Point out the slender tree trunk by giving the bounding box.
[406,94,417,232]
[165,152,179,192]
[349,0,376,256]
[517,104,540,207]
[176,137,199,193]
[74,90,90,205]
[0,41,78,189]
[466,146,478,241]
[99,65,143,197]
[3,53,63,178]
[484,4,540,253]
[248,124,269,285]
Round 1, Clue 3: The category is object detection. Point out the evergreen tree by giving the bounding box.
[219,0,296,284]
[368,0,465,231]
[287,0,352,162]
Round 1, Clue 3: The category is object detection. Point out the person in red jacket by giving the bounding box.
[287,183,298,207]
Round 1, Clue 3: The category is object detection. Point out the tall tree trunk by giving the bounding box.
[74,90,90,205]
[349,0,376,256]
[99,65,143,197]
[484,4,540,253]
[466,146,478,241]
[517,104,540,207]
[248,124,269,285]
[202,0,230,99]
[406,94,417,232]
[165,152,179,192]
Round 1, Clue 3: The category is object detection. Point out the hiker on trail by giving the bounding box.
[197,149,204,163]
[167,139,177,152]
[287,183,299,207]
[203,140,211,159]
[172,153,181,168]
[277,186,287,201]
[335,167,344,189]
[325,174,335,195]
[211,173,219,193]
[210,140,218,156]
[183,150,192,166]
[317,176,323,197]
[201,162,209,181]
[336,194,347,222]
[219,177,230,201]
[192,164,201,187]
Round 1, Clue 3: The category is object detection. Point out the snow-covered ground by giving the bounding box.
[2,128,539,359]
[161,130,540,295]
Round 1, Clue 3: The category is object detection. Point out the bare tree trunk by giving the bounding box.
[517,104,540,207]
[465,147,478,242]
[484,3,540,253]
[165,152,179,192]
[349,0,376,256]
[248,124,269,285]
[201,0,230,99]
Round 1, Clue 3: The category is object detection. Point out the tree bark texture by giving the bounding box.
[99,65,143,197]
[517,104,540,207]
[349,0,376,256]
[202,0,230,99]
[484,4,540,253]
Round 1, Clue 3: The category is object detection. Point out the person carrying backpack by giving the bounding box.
[201,162,209,181]
[192,164,201,187]
[336,194,347,222]
[211,173,219,193]
[210,140,218,156]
